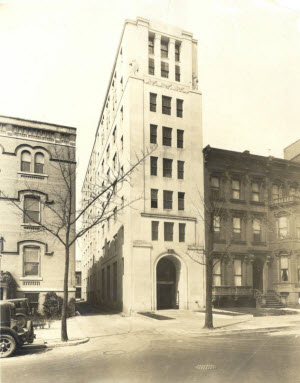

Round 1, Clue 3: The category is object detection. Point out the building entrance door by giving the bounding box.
[156,257,177,310]
[253,258,264,292]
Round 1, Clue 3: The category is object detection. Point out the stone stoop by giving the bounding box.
[265,290,285,308]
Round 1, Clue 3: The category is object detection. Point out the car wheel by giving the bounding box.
[16,314,27,328]
[0,334,16,358]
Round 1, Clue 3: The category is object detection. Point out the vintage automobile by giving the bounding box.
[6,298,30,328]
[0,301,35,358]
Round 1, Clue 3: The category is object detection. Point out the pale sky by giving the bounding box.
[0,0,300,193]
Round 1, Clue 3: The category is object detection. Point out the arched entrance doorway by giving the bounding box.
[156,257,178,310]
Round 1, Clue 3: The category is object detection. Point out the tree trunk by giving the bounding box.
[204,256,213,329]
[61,244,70,341]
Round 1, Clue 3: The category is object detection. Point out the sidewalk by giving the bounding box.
[28,307,300,350]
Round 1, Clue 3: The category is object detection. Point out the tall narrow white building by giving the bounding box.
[82,17,205,313]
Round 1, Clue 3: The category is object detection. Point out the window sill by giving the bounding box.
[232,240,247,245]
[18,171,48,180]
[250,201,265,206]
[252,241,266,246]
[230,199,246,204]
[21,224,41,230]
[214,239,226,244]
[20,277,43,281]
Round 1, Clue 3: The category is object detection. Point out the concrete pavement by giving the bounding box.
[29,306,300,349]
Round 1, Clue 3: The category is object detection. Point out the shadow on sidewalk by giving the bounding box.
[75,301,121,317]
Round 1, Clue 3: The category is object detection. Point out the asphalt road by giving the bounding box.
[1,324,300,383]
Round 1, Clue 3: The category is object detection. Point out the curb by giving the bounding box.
[193,325,295,337]
[24,337,90,350]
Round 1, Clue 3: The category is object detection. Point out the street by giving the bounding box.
[1,312,300,383]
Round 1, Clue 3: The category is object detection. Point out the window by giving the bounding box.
[21,151,31,172]
[162,127,172,146]
[152,221,159,241]
[150,156,158,176]
[120,135,123,150]
[148,36,154,54]
[113,207,117,222]
[149,58,155,75]
[106,144,110,159]
[278,216,288,238]
[163,158,172,178]
[252,182,260,202]
[113,262,117,302]
[150,124,157,144]
[113,153,117,169]
[24,196,40,224]
[211,177,220,199]
[253,219,261,242]
[177,130,184,148]
[113,126,116,143]
[24,293,39,314]
[163,190,173,209]
[176,99,183,117]
[150,93,157,112]
[164,222,173,241]
[234,259,242,286]
[232,180,241,200]
[213,216,221,240]
[177,161,184,179]
[162,96,171,115]
[161,40,168,58]
[280,256,289,281]
[296,216,300,239]
[106,266,110,300]
[161,61,169,78]
[151,189,158,208]
[272,184,282,200]
[178,192,185,210]
[23,247,40,277]
[34,153,44,174]
[175,65,180,82]
[179,223,185,242]
[232,217,241,240]
[213,259,221,286]
[175,44,180,61]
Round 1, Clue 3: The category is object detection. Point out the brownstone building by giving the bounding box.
[0,116,76,313]
[203,144,300,307]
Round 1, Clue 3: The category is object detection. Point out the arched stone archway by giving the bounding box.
[154,254,187,310]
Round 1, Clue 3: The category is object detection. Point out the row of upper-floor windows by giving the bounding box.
[151,189,185,211]
[150,157,184,179]
[213,214,300,242]
[151,221,185,242]
[150,125,184,148]
[210,176,300,202]
[150,93,183,117]
[21,151,45,174]
[148,59,181,82]
[148,35,181,61]
[213,256,300,285]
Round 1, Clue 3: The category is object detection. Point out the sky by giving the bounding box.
[0,0,300,193]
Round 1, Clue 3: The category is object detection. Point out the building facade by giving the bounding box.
[204,145,300,307]
[81,18,205,314]
[0,116,76,313]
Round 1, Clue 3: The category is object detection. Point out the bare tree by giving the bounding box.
[1,146,153,341]
[187,193,233,329]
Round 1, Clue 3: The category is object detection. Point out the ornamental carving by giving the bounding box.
[144,78,189,93]
[192,72,198,90]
